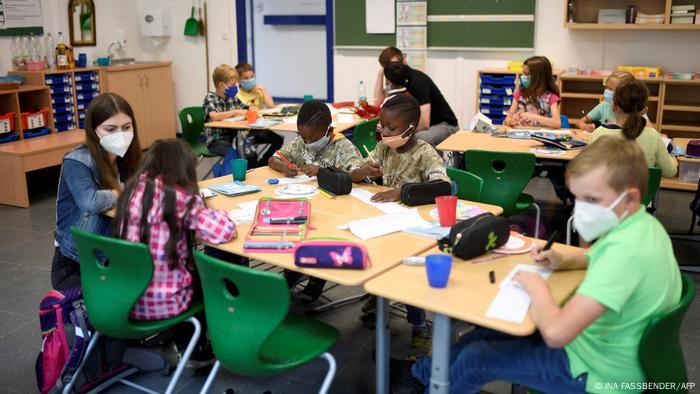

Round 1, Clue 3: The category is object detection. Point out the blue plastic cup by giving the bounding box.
[426,254,453,288]
[231,159,247,181]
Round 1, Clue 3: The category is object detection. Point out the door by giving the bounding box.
[143,66,176,145]
[105,70,149,147]
[238,0,333,102]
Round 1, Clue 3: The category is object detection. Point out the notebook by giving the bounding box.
[208,181,262,197]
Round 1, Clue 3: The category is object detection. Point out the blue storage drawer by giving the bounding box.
[55,121,76,132]
[23,127,51,139]
[50,85,73,95]
[480,74,516,86]
[45,74,72,85]
[54,113,75,123]
[479,105,508,116]
[51,95,74,105]
[0,132,20,144]
[52,104,74,115]
[480,85,513,96]
[75,82,99,92]
[488,114,507,125]
[75,92,96,101]
[74,72,99,82]
[479,95,513,106]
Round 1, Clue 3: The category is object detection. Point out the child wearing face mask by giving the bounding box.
[234,62,274,110]
[392,137,682,394]
[588,79,677,177]
[505,56,561,128]
[351,95,450,348]
[576,71,654,132]
[52,93,143,290]
[269,100,362,304]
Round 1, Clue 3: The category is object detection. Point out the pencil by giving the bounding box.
[275,150,299,171]
[363,145,377,164]
[543,230,559,251]
[317,188,336,199]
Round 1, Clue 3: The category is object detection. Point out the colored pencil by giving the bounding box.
[275,150,299,170]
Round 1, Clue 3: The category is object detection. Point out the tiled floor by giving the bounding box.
[0,166,698,394]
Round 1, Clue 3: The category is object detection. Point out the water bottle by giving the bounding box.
[45,33,56,69]
[357,80,367,106]
[20,36,30,69]
[11,37,24,70]
[30,34,42,62]
[567,0,576,23]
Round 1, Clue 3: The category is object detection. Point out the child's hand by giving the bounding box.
[371,188,400,202]
[519,112,536,123]
[510,113,523,126]
[514,271,547,294]
[282,165,300,177]
[300,164,320,177]
[359,162,383,179]
[583,123,595,132]
[531,245,564,270]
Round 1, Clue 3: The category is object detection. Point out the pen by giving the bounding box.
[489,270,495,284]
[275,150,299,171]
[543,230,559,251]
[471,253,508,264]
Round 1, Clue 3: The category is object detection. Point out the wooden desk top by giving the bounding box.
[436,130,586,161]
[199,167,503,286]
[660,138,699,192]
[204,112,364,134]
[364,242,585,336]
[0,130,85,156]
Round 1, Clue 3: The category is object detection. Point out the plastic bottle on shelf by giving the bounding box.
[11,37,24,71]
[45,33,56,69]
[56,32,69,70]
[28,34,46,70]
[20,36,31,69]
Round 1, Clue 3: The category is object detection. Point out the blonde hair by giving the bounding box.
[605,70,635,87]
[566,136,648,197]
[212,64,238,87]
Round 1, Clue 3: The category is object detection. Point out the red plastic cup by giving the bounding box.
[246,110,258,123]
[435,195,458,227]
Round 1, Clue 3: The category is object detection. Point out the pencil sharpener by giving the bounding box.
[267,178,279,185]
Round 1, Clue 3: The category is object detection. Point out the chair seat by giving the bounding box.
[109,302,204,339]
[260,313,339,369]
[191,142,221,158]
[515,193,534,212]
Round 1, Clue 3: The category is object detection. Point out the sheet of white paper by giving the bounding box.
[663,137,672,148]
[200,188,216,198]
[236,200,260,211]
[283,116,298,124]
[499,264,552,289]
[348,209,430,240]
[337,114,355,124]
[275,175,316,185]
[350,188,408,214]
[223,116,245,122]
[485,286,532,323]
[338,108,355,114]
[366,0,395,34]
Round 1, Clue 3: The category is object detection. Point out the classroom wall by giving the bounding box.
[333,0,700,127]
[0,0,238,133]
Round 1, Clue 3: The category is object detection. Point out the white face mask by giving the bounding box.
[573,190,629,242]
[99,131,134,158]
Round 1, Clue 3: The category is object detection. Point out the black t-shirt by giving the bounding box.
[405,67,458,127]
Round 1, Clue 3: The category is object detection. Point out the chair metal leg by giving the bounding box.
[306,291,367,315]
[532,202,541,240]
[164,316,201,394]
[566,216,574,245]
[118,379,161,394]
[63,331,101,394]
[199,360,222,394]
[318,352,337,394]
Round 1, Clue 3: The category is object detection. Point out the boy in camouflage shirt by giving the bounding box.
[269,99,362,177]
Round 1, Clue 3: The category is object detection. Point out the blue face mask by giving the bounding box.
[520,74,530,89]
[241,77,257,91]
[305,126,331,153]
[224,84,238,98]
[603,89,614,104]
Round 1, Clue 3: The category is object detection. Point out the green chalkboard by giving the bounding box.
[335,0,395,47]
[428,0,536,15]
[334,0,535,49]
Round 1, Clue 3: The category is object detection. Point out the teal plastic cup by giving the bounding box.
[231,159,248,181]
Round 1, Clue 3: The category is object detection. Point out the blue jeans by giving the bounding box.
[411,328,587,394]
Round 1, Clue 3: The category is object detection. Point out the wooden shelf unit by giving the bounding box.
[564,0,700,30]
[0,85,54,141]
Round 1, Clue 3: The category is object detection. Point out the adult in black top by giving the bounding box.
[384,60,459,146]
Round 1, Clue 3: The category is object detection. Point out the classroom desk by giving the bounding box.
[199,166,504,287]
[438,131,696,192]
[365,241,585,394]
[204,109,365,156]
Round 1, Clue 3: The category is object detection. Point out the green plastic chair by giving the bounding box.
[638,272,696,392]
[465,150,541,238]
[352,117,380,158]
[567,167,664,244]
[179,106,222,179]
[194,251,339,394]
[446,167,484,202]
[65,227,203,394]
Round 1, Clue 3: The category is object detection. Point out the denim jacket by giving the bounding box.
[55,145,117,261]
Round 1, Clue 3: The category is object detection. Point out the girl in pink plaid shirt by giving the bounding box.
[114,139,236,320]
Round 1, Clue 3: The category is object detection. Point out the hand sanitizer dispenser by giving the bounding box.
[140,7,172,37]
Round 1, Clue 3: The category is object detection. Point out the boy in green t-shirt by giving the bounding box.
[393,136,682,394]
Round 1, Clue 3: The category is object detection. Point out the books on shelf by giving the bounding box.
[671,4,696,24]
[672,15,695,24]
[635,12,665,24]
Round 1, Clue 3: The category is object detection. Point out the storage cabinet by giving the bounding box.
[564,0,700,29]
[103,63,176,149]
[0,84,54,144]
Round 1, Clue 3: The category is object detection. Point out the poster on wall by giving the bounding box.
[396,1,426,26]
[0,0,43,35]
[396,26,426,49]
[403,50,426,71]
[366,0,395,34]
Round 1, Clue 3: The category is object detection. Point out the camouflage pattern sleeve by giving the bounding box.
[420,143,449,182]
[276,137,305,167]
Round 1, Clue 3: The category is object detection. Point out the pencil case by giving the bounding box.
[318,167,352,195]
[400,179,452,206]
[244,197,311,253]
[438,213,510,260]
[294,239,371,270]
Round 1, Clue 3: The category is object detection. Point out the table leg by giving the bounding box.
[429,313,451,394]
[376,296,390,394]
[236,129,246,159]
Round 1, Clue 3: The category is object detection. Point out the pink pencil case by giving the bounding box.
[294,239,371,270]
